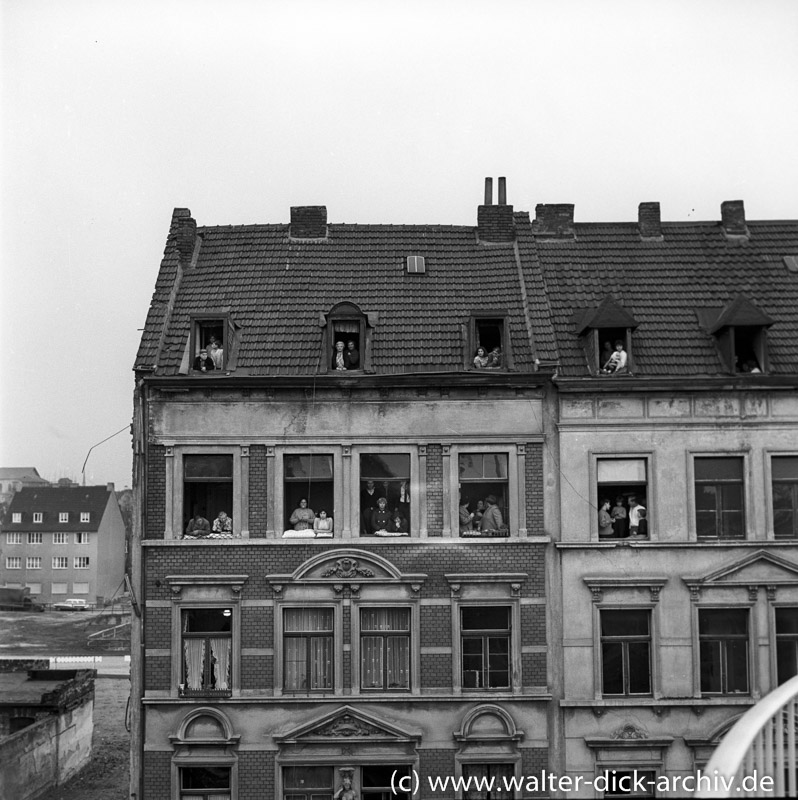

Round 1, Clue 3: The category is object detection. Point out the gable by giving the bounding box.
[683,550,798,589]
[274,705,420,744]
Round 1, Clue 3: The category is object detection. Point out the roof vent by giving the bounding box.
[406,256,426,274]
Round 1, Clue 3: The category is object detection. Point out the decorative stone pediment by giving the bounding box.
[267,549,426,593]
[274,705,420,745]
[683,550,798,601]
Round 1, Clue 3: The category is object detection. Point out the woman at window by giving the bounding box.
[598,498,614,538]
[331,340,347,370]
[313,510,334,537]
[289,498,316,530]
[473,346,489,369]
[212,510,232,534]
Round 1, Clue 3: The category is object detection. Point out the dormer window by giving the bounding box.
[573,296,638,376]
[469,313,510,370]
[699,295,774,374]
[187,315,237,373]
[12,513,21,523]
[59,512,69,523]
[321,302,373,372]
[33,512,43,524]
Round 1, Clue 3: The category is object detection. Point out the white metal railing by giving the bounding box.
[695,674,798,798]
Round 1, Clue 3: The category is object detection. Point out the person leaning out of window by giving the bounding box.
[479,495,505,535]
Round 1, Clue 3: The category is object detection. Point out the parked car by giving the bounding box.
[52,598,89,611]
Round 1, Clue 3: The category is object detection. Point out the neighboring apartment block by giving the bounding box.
[131,183,798,799]
[1,484,126,606]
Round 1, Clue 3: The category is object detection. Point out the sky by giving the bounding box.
[1,0,797,490]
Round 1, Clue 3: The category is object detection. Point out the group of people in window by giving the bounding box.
[284,499,334,537]
[473,346,502,369]
[459,495,507,536]
[361,480,410,536]
[192,336,224,372]
[600,339,628,374]
[331,339,360,370]
[598,495,647,539]
[185,510,233,538]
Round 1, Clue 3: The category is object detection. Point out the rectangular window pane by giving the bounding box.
[699,609,747,635]
[772,456,798,481]
[695,457,743,480]
[597,459,647,483]
[184,455,233,479]
[602,642,624,694]
[627,642,652,694]
[601,610,649,636]
[462,607,510,630]
[284,608,333,632]
[285,455,333,480]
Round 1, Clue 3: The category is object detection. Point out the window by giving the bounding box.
[26,583,42,595]
[362,765,411,799]
[181,608,232,696]
[12,513,21,523]
[773,456,798,539]
[59,512,69,523]
[462,763,515,800]
[6,532,22,544]
[284,454,334,535]
[470,315,507,370]
[33,512,43,523]
[53,532,68,545]
[26,557,42,570]
[283,766,333,800]
[776,608,798,684]
[699,609,749,694]
[602,770,656,798]
[732,326,766,373]
[6,557,21,569]
[360,608,410,691]
[53,557,68,569]
[183,454,233,535]
[325,302,366,372]
[597,458,649,539]
[695,457,745,538]
[73,583,89,594]
[80,512,90,523]
[459,453,509,537]
[406,255,425,274]
[74,557,90,569]
[601,610,652,695]
[191,317,229,372]
[51,582,68,594]
[75,532,90,544]
[180,766,231,800]
[28,532,43,545]
[461,606,511,689]
[574,297,638,376]
[360,453,411,535]
[283,608,333,692]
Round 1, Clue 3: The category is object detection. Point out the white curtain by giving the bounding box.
[183,639,205,690]
[210,637,231,691]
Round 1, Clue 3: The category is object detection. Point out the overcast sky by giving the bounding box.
[2,0,797,490]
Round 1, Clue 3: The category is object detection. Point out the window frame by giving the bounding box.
[74,556,90,569]
[72,582,90,595]
[52,556,69,569]
[33,512,43,523]
[322,302,370,374]
[768,453,798,540]
[696,606,751,696]
[6,532,22,544]
[53,532,68,545]
[460,762,518,800]
[51,582,68,594]
[188,313,234,372]
[280,451,337,537]
[11,513,21,523]
[590,452,654,542]
[6,557,21,569]
[774,605,798,685]
[281,606,336,694]
[590,327,634,376]
[180,607,235,698]
[28,532,43,545]
[355,446,419,538]
[353,604,416,694]
[467,311,512,371]
[75,532,90,545]
[26,557,42,570]
[167,578,244,699]
[691,454,748,540]
[59,512,69,523]
[166,445,246,540]
[80,512,91,523]
[599,608,653,697]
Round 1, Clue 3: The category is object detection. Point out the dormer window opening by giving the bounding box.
[733,326,765,373]
[598,328,629,375]
[573,296,638,377]
[331,322,361,371]
[322,302,371,373]
[470,314,508,370]
[188,315,237,373]
[406,255,426,274]
[701,295,774,375]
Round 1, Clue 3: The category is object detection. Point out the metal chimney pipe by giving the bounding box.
[498,177,507,205]
[484,177,493,205]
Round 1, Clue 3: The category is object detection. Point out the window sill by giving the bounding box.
[182,533,236,540]
[180,689,232,698]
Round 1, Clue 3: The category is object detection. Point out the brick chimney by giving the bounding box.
[638,202,662,239]
[477,177,515,243]
[172,208,197,265]
[290,206,327,239]
[721,200,747,237]
[532,204,575,238]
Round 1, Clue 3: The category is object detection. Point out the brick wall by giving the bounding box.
[421,653,453,688]
[142,751,171,798]
[249,445,268,538]
[426,445,443,536]
[239,751,275,800]
[525,443,544,535]
[521,747,549,797]
[144,655,170,691]
[145,445,165,538]
[520,604,545,647]
[420,606,451,647]
[522,653,547,687]
[420,750,456,799]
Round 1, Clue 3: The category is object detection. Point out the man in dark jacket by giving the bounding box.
[193,348,215,372]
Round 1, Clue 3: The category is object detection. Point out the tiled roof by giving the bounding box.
[534,221,798,377]
[136,212,558,376]
[4,486,111,531]
[0,467,48,483]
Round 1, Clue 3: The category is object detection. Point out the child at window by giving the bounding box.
[636,508,649,538]
[602,340,628,374]
[611,496,628,538]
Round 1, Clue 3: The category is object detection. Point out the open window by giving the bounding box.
[322,302,368,372]
[573,296,638,376]
[776,607,798,684]
[183,455,234,536]
[283,454,334,536]
[359,453,411,535]
[597,457,649,539]
[699,295,774,374]
[189,314,236,372]
[469,313,509,370]
[459,453,509,537]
